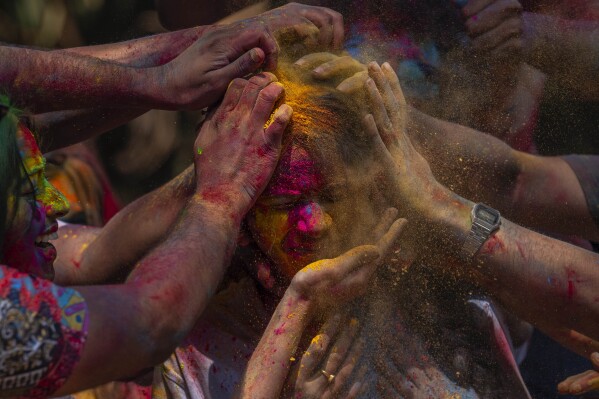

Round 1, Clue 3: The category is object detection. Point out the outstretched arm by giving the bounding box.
[34,28,204,151]
[2,20,278,114]
[52,166,194,286]
[406,106,599,241]
[363,61,599,355]
[54,73,292,394]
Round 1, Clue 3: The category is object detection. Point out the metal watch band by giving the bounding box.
[460,203,501,261]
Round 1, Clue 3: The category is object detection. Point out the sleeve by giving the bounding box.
[562,155,599,230]
[0,265,88,398]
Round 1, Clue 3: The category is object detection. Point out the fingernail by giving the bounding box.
[382,62,392,71]
[295,59,306,66]
[571,383,582,393]
[250,49,261,63]
[313,66,325,75]
[592,352,599,362]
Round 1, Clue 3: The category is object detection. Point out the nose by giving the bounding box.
[39,180,70,219]
[292,201,332,238]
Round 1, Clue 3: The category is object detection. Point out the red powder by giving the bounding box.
[479,236,506,256]
[274,322,286,335]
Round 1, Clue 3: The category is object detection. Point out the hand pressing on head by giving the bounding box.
[152,22,280,110]
[295,52,368,94]
[193,72,293,222]
[362,61,440,221]
[255,3,345,52]
[558,352,599,396]
[461,0,524,60]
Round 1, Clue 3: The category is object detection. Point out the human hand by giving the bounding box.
[362,61,446,222]
[154,22,279,110]
[256,3,344,51]
[462,0,524,60]
[289,314,368,399]
[295,52,368,93]
[288,208,406,310]
[194,73,293,220]
[558,352,599,396]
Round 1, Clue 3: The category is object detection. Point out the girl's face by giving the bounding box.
[248,144,362,281]
[2,125,69,279]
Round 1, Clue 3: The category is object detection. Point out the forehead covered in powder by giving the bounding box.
[263,144,324,197]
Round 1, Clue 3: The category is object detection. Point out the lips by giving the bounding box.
[35,223,58,245]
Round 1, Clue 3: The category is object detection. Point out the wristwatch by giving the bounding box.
[460,203,501,261]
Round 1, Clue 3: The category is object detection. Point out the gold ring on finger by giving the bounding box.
[321,369,335,383]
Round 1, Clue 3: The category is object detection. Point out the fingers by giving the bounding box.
[238,73,278,114]
[322,319,360,384]
[470,17,523,53]
[558,370,599,395]
[325,245,380,280]
[219,78,248,113]
[366,78,393,143]
[465,0,522,37]
[218,48,266,84]
[264,104,293,150]
[593,352,599,369]
[297,314,342,386]
[346,365,369,399]
[295,52,339,69]
[313,56,366,80]
[381,62,406,108]
[362,114,397,171]
[368,62,402,130]
[252,80,284,122]
[376,218,408,259]
[225,25,279,72]
[462,0,495,18]
[372,208,399,242]
[299,6,344,49]
[337,71,368,94]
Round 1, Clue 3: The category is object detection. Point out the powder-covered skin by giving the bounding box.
[3,124,69,279]
[250,145,335,279]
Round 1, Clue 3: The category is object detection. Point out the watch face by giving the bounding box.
[477,206,500,225]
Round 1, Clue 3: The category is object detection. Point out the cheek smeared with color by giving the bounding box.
[253,207,290,252]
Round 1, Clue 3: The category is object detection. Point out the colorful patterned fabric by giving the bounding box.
[0,265,88,398]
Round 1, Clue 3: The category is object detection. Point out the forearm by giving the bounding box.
[55,166,194,285]
[0,46,160,113]
[35,108,147,152]
[57,196,239,394]
[433,198,599,344]
[240,290,311,399]
[126,194,239,338]
[407,108,520,208]
[523,12,599,100]
[408,108,599,239]
[59,28,203,68]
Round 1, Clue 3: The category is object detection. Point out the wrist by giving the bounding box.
[189,193,243,232]
[416,184,474,258]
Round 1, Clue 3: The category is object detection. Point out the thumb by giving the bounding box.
[592,352,599,370]
[216,48,265,82]
[264,104,293,150]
